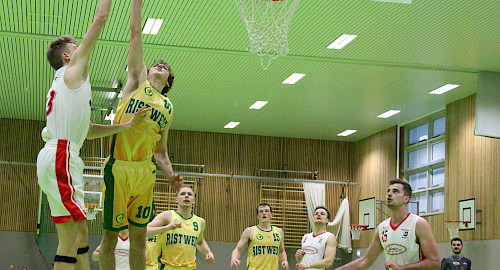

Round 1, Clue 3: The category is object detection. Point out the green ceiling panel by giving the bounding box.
[0,0,498,142]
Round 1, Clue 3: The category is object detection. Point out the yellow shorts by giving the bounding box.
[102,157,156,230]
[159,264,194,270]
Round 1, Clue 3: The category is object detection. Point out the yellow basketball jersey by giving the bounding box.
[157,210,202,269]
[145,234,159,269]
[112,80,173,161]
[247,225,282,270]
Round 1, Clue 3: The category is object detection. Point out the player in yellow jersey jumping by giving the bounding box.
[230,203,289,270]
[99,0,183,269]
[147,186,214,269]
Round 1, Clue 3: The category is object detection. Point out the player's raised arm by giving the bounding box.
[65,0,112,88]
[123,0,148,98]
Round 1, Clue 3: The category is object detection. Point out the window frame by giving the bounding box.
[403,111,446,216]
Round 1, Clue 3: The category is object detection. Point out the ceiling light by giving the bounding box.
[249,101,268,109]
[377,110,401,118]
[337,130,357,136]
[143,18,163,35]
[224,122,240,128]
[327,34,357,49]
[429,84,459,95]
[282,73,306,84]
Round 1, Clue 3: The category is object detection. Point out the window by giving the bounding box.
[403,113,445,215]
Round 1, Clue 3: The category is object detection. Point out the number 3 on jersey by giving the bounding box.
[46,89,56,116]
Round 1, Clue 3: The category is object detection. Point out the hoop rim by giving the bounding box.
[445,220,469,224]
[349,224,368,229]
[84,203,100,209]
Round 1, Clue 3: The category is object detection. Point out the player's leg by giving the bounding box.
[54,220,80,270]
[128,163,156,270]
[75,220,90,270]
[100,159,130,270]
[98,229,119,270]
[129,224,147,270]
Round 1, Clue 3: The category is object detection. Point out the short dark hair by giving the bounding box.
[256,202,272,214]
[451,237,462,245]
[389,178,412,198]
[46,35,79,70]
[314,206,331,220]
[149,59,174,95]
[175,185,193,196]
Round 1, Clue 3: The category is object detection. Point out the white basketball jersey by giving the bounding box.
[115,235,130,270]
[301,231,333,270]
[41,66,91,149]
[378,213,422,267]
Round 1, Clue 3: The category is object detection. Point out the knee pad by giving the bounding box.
[54,255,77,263]
[77,246,89,254]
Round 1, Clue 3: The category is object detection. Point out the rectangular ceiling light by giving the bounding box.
[249,101,268,109]
[143,18,163,35]
[377,110,401,118]
[337,129,357,136]
[282,73,306,84]
[224,122,240,129]
[429,84,459,95]
[327,34,357,49]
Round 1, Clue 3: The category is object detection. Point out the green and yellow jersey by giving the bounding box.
[157,210,202,269]
[112,80,173,161]
[247,226,282,270]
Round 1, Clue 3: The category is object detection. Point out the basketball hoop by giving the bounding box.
[236,0,300,69]
[445,221,468,239]
[349,224,368,240]
[84,203,100,220]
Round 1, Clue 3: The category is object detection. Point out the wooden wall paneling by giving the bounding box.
[352,126,398,248]
[445,95,500,241]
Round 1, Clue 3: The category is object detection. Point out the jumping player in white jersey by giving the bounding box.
[37,1,149,269]
[295,206,337,270]
[337,179,440,270]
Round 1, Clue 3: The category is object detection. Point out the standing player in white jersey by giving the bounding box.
[92,229,131,270]
[295,206,337,270]
[37,1,149,269]
[337,179,441,270]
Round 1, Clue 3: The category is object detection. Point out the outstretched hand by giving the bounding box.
[169,173,184,191]
[129,107,151,127]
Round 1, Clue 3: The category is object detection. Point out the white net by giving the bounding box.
[84,204,100,220]
[349,225,367,240]
[445,221,462,239]
[236,0,300,69]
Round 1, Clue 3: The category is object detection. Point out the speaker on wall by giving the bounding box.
[475,71,500,139]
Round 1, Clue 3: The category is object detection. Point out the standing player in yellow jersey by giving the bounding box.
[147,186,215,269]
[230,203,289,270]
[99,0,183,269]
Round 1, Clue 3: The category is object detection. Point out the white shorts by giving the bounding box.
[37,139,87,223]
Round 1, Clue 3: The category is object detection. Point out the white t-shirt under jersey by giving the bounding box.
[378,213,423,267]
[42,65,91,149]
[300,231,334,270]
[115,235,130,270]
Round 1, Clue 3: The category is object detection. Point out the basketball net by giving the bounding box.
[445,221,468,239]
[236,0,300,70]
[84,203,100,220]
[349,225,368,240]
